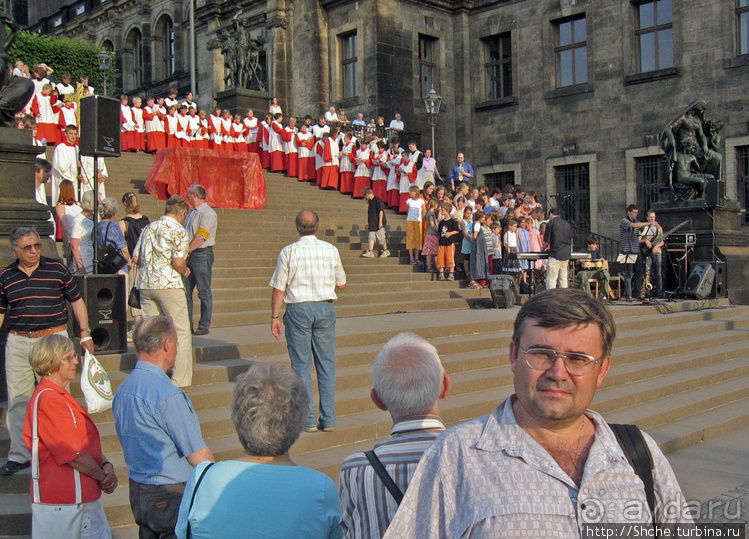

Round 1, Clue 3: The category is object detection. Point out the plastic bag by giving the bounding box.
[81,349,113,414]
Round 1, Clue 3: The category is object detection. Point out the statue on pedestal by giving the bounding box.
[0,10,35,126]
[208,12,267,92]
[659,99,723,201]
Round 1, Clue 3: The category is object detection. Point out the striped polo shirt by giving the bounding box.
[0,256,81,332]
[339,415,446,539]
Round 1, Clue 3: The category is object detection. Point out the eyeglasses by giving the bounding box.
[16,243,41,253]
[518,346,603,376]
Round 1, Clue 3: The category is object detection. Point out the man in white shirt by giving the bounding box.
[339,333,450,539]
[324,106,339,123]
[80,155,108,198]
[388,113,404,134]
[385,288,692,538]
[269,210,346,432]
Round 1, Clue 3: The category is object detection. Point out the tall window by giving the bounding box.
[133,31,143,87]
[739,0,749,55]
[125,28,144,89]
[636,0,673,72]
[483,33,512,100]
[163,18,175,77]
[555,164,590,230]
[419,35,437,98]
[554,16,587,87]
[340,32,358,99]
[636,156,666,212]
[737,146,749,224]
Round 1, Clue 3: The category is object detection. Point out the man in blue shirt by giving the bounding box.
[448,153,475,192]
[113,316,214,538]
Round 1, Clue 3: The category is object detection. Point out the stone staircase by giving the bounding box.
[2,152,749,534]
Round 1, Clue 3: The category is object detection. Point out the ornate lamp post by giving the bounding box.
[423,87,442,157]
[97,52,112,96]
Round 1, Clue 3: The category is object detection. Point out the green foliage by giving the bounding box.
[9,31,119,95]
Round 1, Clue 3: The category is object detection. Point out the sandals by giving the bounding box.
[467,281,481,289]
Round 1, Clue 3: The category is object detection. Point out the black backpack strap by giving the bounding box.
[364,450,404,505]
[185,462,215,539]
[610,423,657,527]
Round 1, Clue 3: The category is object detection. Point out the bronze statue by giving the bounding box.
[0,11,35,127]
[208,14,267,91]
[660,99,723,201]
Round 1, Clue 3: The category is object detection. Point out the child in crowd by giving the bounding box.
[405,185,425,265]
[385,140,401,208]
[131,97,146,152]
[120,95,135,151]
[361,187,390,258]
[352,138,372,199]
[370,140,389,200]
[437,202,460,281]
[468,210,490,289]
[232,114,248,151]
[503,219,521,279]
[460,206,474,278]
[422,199,440,273]
[491,223,503,274]
[517,216,531,285]
[164,105,178,147]
[296,124,315,181]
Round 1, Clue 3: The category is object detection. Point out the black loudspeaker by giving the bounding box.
[689,261,728,298]
[80,95,121,157]
[683,263,715,299]
[488,275,518,308]
[705,179,725,209]
[74,274,127,354]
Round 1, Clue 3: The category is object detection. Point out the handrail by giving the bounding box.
[570,226,620,262]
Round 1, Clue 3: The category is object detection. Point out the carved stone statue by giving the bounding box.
[660,99,723,201]
[208,13,267,92]
[0,11,35,127]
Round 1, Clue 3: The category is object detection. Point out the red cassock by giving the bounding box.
[32,93,61,145]
[296,134,315,182]
[231,123,248,152]
[372,159,389,201]
[320,139,339,190]
[339,146,356,194]
[281,128,298,177]
[352,151,373,199]
[269,122,285,172]
[398,167,418,213]
[208,115,222,150]
[120,106,136,151]
[164,114,178,148]
[143,108,166,152]
[315,141,324,186]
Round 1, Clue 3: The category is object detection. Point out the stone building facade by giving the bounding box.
[28,0,749,238]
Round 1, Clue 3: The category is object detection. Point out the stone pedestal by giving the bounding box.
[656,205,749,303]
[215,88,271,117]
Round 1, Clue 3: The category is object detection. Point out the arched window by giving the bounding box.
[154,15,175,80]
[124,28,144,89]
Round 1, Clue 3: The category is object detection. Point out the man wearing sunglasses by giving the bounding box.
[385,288,691,537]
[0,226,94,475]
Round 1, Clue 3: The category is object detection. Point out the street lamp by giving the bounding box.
[423,87,442,158]
[97,51,112,97]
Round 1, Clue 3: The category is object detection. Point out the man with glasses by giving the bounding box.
[385,288,690,537]
[0,227,94,475]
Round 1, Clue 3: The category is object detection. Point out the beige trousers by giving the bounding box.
[139,289,193,387]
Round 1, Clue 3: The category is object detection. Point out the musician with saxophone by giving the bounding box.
[638,210,663,304]
[576,237,611,299]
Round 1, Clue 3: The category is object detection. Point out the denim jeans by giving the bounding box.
[284,301,337,428]
[129,479,185,539]
[185,247,214,331]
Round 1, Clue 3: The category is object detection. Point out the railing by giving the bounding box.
[571,226,620,263]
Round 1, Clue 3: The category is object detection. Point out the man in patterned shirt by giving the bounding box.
[133,195,194,390]
[385,288,691,538]
[269,210,346,433]
[338,333,450,538]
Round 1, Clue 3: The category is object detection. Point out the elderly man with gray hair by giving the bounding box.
[338,332,450,538]
[113,316,213,538]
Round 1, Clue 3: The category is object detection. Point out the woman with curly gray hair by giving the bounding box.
[175,363,343,539]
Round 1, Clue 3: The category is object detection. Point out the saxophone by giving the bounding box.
[640,266,653,299]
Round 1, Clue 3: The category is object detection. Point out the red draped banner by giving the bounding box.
[144,147,266,209]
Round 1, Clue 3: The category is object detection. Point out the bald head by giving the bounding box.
[295,210,319,236]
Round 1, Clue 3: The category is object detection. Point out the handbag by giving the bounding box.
[128,286,141,309]
[97,223,128,274]
[31,389,84,539]
[81,349,113,414]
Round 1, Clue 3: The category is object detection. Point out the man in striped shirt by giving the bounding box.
[338,333,450,538]
[0,227,94,475]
